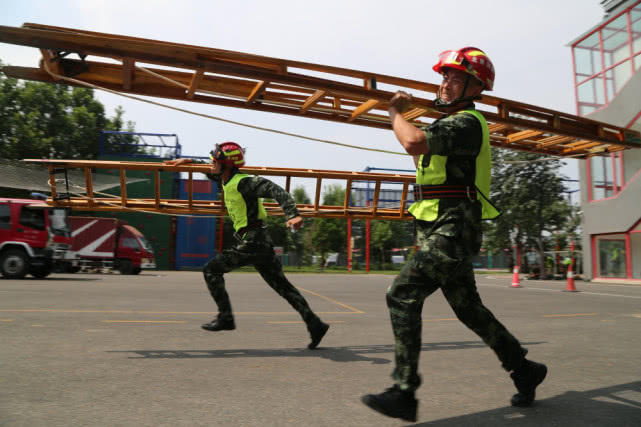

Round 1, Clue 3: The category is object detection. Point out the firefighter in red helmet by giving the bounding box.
[166,142,329,349]
[361,48,546,422]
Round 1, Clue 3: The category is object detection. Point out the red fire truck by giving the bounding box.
[0,198,73,279]
[69,217,156,274]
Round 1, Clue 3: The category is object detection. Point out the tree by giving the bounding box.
[290,186,311,266]
[484,148,578,275]
[311,184,348,266]
[366,220,414,268]
[292,187,311,205]
[0,62,137,161]
[371,221,393,267]
[261,185,314,266]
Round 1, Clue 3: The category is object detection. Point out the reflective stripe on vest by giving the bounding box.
[222,173,267,231]
[408,109,500,221]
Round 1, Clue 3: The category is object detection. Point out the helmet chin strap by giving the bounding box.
[434,74,482,109]
[210,163,240,184]
[207,161,225,183]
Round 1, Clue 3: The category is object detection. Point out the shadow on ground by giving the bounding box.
[410,381,641,427]
[109,341,545,365]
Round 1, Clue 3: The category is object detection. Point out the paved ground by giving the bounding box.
[1,271,640,426]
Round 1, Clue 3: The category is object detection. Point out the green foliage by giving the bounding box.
[371,221,392,265]
[257,186,313,266]
[0,62,136,160]
[484,148,580,270]
[311,184,348,263]
[322,184,347,205]
[367,220,414,267]
[260,185,311,260]
[292,186,311,204]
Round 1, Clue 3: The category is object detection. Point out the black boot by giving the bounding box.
[510,359,547,407]
[361,385,418,422]
[201,316,236,331]
[307,320,329,349]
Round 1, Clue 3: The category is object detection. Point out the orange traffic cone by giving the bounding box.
[511,265,522,288]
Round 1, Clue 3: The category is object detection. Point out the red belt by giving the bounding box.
[413,185,477,200]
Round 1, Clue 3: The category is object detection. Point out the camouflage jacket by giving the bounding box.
[417,106,486,254]
[421,106,483,185]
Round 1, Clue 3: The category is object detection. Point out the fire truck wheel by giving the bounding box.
[0,249,30,279]
[118,259,134,275]
[30,265,52,279]
[132,267,142,275]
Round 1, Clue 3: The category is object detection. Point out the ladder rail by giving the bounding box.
[24,159,416,221]
[1,23,639,158]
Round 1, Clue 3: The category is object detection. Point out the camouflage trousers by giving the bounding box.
[387,219,527,392]
[202,227,321,330]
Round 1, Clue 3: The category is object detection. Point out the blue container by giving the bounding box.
[175,179,218,269]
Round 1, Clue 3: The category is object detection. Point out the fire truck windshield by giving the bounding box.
[138,235,154,253]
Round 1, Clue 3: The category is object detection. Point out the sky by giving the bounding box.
[0,0,606,200]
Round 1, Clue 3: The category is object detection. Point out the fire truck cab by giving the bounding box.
[0,198,72,279]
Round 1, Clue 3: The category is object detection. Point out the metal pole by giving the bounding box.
[366,219,371,272]
[347,218,352,272]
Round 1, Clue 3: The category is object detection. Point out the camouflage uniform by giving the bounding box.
[388,109,527,392]
[203,173,323,332]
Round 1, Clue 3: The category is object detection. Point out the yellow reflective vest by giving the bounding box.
[222,173,267,231]
[408,109,500,222]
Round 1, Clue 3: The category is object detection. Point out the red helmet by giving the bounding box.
[433,47,495,91]
[210,141,245,167]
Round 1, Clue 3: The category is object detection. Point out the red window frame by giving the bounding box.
[572,1,641,115]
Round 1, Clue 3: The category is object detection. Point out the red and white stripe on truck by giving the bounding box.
[69,217,156,275]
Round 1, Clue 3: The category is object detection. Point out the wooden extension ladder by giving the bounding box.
[2,23,640,158]
[27,159,416,220]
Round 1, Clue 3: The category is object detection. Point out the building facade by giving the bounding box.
[570,0,641,280]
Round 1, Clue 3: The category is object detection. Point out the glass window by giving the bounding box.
[602,15,629,56]
[594,75,606,105]
[577,78,598,105]
[632,232,641,279]
[611,42,630,65]
[596,235,626,278]
[632,8,641,54]
[0,204,10,229]
[578,75,607,107]
[574,48,596,79]
[580,104,597,115]
[137,235,154,252]
[574,9,641,113]
[604,50,612,69]
[19,207,45,231]
[605,69,615,101]
[590,155,615,199]
[120,237,141,249]
[606,59,633,100]
[574,32,601,76]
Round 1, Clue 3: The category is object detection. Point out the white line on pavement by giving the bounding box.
[479,283,641,299]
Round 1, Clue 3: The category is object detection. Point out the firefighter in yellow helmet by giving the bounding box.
[361,48,546,422]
